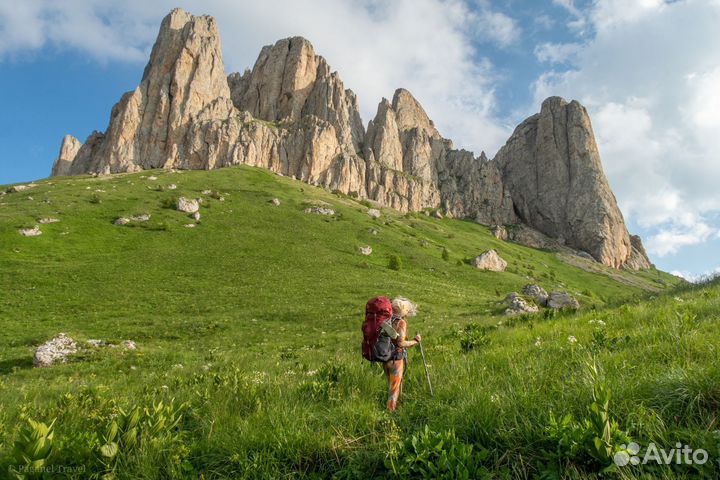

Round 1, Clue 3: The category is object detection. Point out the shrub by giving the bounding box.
[89,193,102,204]
[386,425,488,479]
[459,324,490,353]
[388,255,403,271]
[442,247,450,261]
[10,417,56,479]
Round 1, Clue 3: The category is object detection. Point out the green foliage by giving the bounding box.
[386,425,489,479]
[441,247,450,261]
[89,193,102,204]
[458,323,491,353]
[543,360,631,475]
[11,418,55,479]
[388,254,403,271]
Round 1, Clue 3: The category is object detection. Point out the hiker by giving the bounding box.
[383,297,421,411]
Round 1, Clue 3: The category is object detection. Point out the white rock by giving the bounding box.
[522,284,549,306]
[147,176,158,180]
[184,223,196,228]
[202,190,213,195]
[191,211,201,221]
[7,184,36,193]
[177,196,200,213]
[271,198,281,206]
[367,208,381,219]
[130,214,151,222]
[19,225,42,237]
[114,217,130,226]
[504,293,539,316]
[360,246,373,255]
[473,249,507,272]
[167,184,177,190]
[38,218,60,224]
[34,333,78,367]
[304,206,335,216]
[122,340,137,350]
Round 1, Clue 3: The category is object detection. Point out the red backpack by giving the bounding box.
[362,296,394,362]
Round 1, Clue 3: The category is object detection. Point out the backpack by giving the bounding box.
[362,296,394,362]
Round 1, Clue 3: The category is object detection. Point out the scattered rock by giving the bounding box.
[546,291,580,309]
[19,225,42,237]
[360,246,373,255]
[7,184,36,193]
[504,293,539,316]
[304,206,335,216]
[130,214,151,222]
[147,176,158,180]
[434,210,443,219]
[201,190,212,195]
[86,339,108,347]
[491,225,508,241]
[191,211,201,221]
[270,198,281,206]
[114,217,130,226]
[184,223,196,228]
[419,239,429,247]
[370,228,379,235]
[167,184,177,190]
[34,333,78,367]
[367,208,381,219]
[37,218,60,224]
[177,196,200,213]
[122,340,137,350]
[522,284,548,306]
[473,249,507,272]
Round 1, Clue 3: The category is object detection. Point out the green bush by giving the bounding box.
[442,247,450,261]
[386,425,488,479]
[459,324,490,353]
[388,255,403,271]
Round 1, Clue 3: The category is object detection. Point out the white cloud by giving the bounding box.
[0,0,513,158]
[646,222,714,257]
[533,0,720,263]
[671,266,720,283]
[534,42,582,64]
[473,8,521,48]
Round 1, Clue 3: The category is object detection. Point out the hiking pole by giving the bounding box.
[418,336,434,397]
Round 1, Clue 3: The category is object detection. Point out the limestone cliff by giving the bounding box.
[51,8,649,270]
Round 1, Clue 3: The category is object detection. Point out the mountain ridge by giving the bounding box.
[51,8,649,270]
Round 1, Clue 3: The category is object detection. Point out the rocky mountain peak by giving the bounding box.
[494,95,649,269]
[51,8,650,270]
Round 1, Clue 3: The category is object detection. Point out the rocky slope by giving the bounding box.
[51,8,649,270]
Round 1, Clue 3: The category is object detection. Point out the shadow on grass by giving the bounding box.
[0,356,33,374]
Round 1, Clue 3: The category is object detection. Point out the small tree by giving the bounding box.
[388,255,403,271]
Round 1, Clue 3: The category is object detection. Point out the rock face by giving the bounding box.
[495,97,649,269]
[52,135,82,176]
[473,249,507,272]
[51,8,650,270]
[34,333,78,367]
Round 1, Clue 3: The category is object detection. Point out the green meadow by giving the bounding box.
[4,166,719,479]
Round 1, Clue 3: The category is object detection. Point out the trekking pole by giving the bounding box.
[418,335,434,397]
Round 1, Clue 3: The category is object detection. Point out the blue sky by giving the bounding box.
[1,0,719,279]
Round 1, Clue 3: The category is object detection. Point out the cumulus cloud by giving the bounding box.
[533,0,720,260]
[0,0,514,157]
[534,42,582,64]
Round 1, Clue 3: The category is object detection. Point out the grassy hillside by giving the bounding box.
[2,166,714,479]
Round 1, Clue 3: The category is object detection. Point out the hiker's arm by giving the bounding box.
[396,321,421,348]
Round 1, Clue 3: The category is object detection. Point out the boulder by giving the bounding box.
[359,246,373,256]
[19,225,42,237]
[304,206,335,216]
[271,198,281,206]
[504,292,539,316]
[546,291,580,309]
[177,197,200,213]
[114,217,130,226]
[367,208,381,219]
[33,333,78,367]
[522,284,548,306]
[491,225,508,240]
[473,249,507,272]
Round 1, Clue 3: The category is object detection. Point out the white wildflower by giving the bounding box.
[568,335,578,345]
[534,337,542,347]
